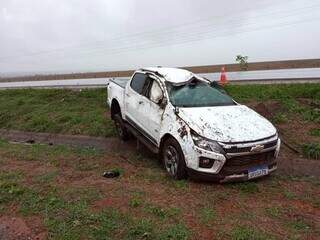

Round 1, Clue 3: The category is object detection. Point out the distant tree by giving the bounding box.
[236,55,249,70]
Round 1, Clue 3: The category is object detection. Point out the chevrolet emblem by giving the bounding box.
[251,145,264,152]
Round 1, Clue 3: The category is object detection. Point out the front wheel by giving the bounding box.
[114,114,130,141]
[162,138,187,180]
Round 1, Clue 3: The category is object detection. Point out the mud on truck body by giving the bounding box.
[107,67,281,182]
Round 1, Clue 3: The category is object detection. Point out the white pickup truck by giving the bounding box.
[107,67,281,182]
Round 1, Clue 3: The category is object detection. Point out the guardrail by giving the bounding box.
[1,58,320,83]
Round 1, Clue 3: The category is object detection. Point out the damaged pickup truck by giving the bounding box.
[107,67,281,182]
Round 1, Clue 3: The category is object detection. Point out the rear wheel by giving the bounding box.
[162,138,187,180]
[114,114,130,141]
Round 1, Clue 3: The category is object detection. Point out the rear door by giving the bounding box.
[124,72,152,134]
[124,72,146,124]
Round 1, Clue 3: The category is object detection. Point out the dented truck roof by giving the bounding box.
[142,67,204,85]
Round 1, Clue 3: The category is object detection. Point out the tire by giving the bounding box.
[114,114,130,141]
[162,138,187,180]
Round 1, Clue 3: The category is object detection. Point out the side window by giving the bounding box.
[130,73,146,94]
[149,81,163,104]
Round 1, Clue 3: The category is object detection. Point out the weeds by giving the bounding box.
[33,171,59,184]
[283,190,296,200]
[129,197,142,208]
[0,171,25,204]
[127,219,155,240]
[144,204,180,220]
[287,218,311,233]
[158,224,190,240]
[171,179,188,189]
[199,207,216,225]
[309,128,320,137]
[233,182,260,195]
[230,226,274,240]
[265,206,281,218]
[272,113,288,124]
[303,143,320,160]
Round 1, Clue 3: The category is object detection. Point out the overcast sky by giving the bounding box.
[0,0,320,76]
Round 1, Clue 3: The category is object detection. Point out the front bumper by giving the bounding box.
[184,136,281,182]
[187,164,277,183]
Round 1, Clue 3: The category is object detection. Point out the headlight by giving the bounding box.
[191,130,224,154]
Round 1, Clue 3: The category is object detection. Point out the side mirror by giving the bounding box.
[159,97,167,109]
[155,92,164,104]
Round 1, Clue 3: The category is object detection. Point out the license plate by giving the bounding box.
[248,165,269,179]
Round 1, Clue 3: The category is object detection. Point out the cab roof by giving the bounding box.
[141,67,199,85]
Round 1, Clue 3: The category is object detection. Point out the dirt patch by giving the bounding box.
[0,129,124,152]
[2,160,54,176]
[250,101,319,146]
[251,101,283,119]
[92,196,129,212]
[0,216,46,240]
[277,145,320,177]
[1,128,319,178]
[248,101,320,177]
[297,98,320,108]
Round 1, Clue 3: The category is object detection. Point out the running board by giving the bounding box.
[124,123,159,154]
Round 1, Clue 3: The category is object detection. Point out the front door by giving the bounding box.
[140,78,165,145]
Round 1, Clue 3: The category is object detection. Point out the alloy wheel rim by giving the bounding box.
[115,120,123,137]
[164,145,179,176]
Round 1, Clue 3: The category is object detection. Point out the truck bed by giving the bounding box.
[109,78,130,88]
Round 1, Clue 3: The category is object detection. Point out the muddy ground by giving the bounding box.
[0,127,319,178]
[0,139,319,239]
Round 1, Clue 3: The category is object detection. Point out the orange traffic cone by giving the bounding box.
[219,66,228,86]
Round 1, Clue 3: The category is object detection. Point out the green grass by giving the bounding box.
[265,206,281,218]
[226,84,320,124]
[171,179,189,189]
[0,141,191,240]
[303,143,320,160]
[199,207,216,225]
[279,98,320,123]
[310,128,320,137]
[33,170,59,184]
[0,84,319,137]
[144,204,181,220]
[225,83,320,103]
[230,226,275,240]
[272,112,288,124]
[287,218,311,233]
[0,88,115,137]
[0,173,189,240]
[158,224,190,240]
[129,197,143,208]
[232,182,260,195]
[283,190,296,200]
[0,171,25,204]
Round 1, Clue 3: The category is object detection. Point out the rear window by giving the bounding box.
[130,73,146,94]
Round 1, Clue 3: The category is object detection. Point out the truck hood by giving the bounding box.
[178,105,276,143]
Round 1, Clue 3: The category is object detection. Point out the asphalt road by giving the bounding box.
[0,68,320,89]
